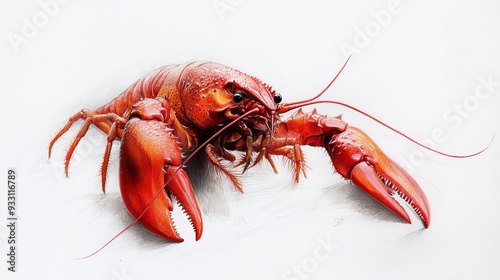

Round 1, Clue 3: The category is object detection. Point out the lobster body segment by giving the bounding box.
[48,60,430,244]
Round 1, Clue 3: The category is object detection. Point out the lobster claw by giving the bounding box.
[328,126,430,228]
[119,99,203,242]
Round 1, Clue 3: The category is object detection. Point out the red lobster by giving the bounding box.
[49,59,431,244]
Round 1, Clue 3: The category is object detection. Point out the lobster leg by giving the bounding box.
[119,98,202,241]
[271,109,430,228]
[48,109,129,192]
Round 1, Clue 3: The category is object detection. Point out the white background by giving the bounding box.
[1,1,500,279]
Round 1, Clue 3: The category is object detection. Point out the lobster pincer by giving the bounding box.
[327,126,430,228]
[119,98,203,242]
[270,109,430,228]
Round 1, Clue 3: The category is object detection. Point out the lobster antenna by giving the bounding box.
[299,99,492,158]
[78,107,261,259]
[279,56,490,158]
[283,55,351,107]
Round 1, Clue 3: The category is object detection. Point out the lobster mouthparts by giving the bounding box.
[329,126,430,228]
[119,117,203,242]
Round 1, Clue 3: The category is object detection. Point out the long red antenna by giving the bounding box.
[279,56,490,158]
[282,55,351,108]
[301,100,492,158]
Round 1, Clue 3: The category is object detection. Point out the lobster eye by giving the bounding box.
[273,93,282,104]
[232,93,244,104]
